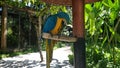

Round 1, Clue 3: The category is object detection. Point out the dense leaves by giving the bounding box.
[85,0,120,67]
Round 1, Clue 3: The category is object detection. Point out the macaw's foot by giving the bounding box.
[57,34,62,38]
[49,33,54,37]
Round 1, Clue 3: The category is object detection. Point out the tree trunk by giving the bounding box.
[37,16,43,62]
[1,5,7,50]
[18,13,21,49]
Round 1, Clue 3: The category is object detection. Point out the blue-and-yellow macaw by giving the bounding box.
[43,12,70,68]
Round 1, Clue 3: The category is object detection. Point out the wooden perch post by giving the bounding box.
[72,0,86,68]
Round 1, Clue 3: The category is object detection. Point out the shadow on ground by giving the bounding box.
[0,59,73,68]
[0,59,44,68]
[0,46,73,68]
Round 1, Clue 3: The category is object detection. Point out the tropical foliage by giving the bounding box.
[85,0,120,68]
[68,0,120,68]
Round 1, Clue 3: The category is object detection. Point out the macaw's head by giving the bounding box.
[56,12,70,23]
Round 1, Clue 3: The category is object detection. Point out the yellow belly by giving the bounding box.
[50,17,64,35]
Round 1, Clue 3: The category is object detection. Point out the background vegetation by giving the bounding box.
[0,0,120,68]
[69,0,120,68]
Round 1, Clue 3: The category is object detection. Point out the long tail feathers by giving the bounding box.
[46,39,56,68]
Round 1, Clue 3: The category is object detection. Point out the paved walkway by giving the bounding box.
[0,46,74,68]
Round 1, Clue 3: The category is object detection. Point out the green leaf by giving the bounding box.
[108,0,113,7]
[61,6,67,12]
[108,26,115,35]
[85,4,92,12]
[94,2,102,9]
[89,19,96,35]
[102,36,107,46]
[114,0,120,10]
[90,12,95,19]
[102,0,110,8]
[110,10,117,23]
[85,11,89,23]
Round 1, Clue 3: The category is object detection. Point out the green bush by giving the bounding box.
[68,54,74,65]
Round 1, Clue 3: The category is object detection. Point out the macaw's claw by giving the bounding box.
[57,34,62,38]
[49,32,54,37]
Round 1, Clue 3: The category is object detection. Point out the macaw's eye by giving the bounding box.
[62,20,67,26]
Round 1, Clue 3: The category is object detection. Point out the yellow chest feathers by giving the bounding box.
[50,17,64,35]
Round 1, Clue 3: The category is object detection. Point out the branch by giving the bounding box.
[42,33,77,42]
[0,1,49,15]
[8,5,37,14]
[109,18,120,43]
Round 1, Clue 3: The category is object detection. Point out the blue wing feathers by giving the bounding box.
[43,15,57,33]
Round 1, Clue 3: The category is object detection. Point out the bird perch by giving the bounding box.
[42,33,77,42]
